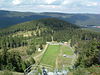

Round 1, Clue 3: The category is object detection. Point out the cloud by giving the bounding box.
[0,0,100,13]
[31,0,58,5]
[0,0,4,4]
[0,0,3,2]
[12,0,22,5]
[61,0,82,5]
[44,0,57,4]
[86,2,99,6]
[39,5,61,9]
[62,0,70,5]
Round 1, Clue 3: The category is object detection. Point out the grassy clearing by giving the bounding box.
[40,45,60,68]
[36,44,75,70]
[61,45,74,55]
[12,30,34,37]
[58,45,74,69]
[0,71,24,75]
[57,59,72,70]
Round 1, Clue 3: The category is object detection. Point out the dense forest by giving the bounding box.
[0,18,100,74]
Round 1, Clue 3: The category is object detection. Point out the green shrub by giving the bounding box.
[73,66,100,75]
[3,70,13,75]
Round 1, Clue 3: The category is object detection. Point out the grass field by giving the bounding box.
[61,45,74,55]
[58,45,74,69]
[39,44,74,70]
[40,45,60,68]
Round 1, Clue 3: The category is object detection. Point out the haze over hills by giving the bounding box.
[0,10,100,28]
[41,12,100,26]
[0,10,51,28]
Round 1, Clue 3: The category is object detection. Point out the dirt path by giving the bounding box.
[34,44,48,62]
[55,45,63,69]
[56,57,58,69]
[68,45,74,52]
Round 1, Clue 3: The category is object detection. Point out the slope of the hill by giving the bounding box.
[0,18,79,36]
[0,18,100,73]
[0,18,80,72]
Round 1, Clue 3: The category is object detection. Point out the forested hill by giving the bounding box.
[0,18,100,73]
[0,18,79,36]
[0,18,99,43]
[0,18,80,72]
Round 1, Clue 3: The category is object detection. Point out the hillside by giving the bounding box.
[0,18,80,73]
[0,18,100,75]
[0,10,100,28]
[0,18,79,36]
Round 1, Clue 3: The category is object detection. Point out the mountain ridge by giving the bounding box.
[0,18,79,35]
[0,10,100,28]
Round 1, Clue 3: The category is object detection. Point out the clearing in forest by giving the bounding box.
[40,45,60,68]
[39,44,74,70]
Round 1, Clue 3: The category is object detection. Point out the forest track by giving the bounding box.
[34,44,48,62]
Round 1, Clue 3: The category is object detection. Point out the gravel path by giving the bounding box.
[34,44,48,62]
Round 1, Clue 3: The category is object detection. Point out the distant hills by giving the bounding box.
[0,10,100,28]
[0,10,51,28]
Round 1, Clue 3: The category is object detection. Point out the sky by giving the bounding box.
[0,0,100,13]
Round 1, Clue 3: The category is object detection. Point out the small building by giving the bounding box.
[64,42,68,45]
[63,54,67,57]
[38,48,42,52]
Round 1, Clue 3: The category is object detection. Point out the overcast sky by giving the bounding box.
[0,0,100,13]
